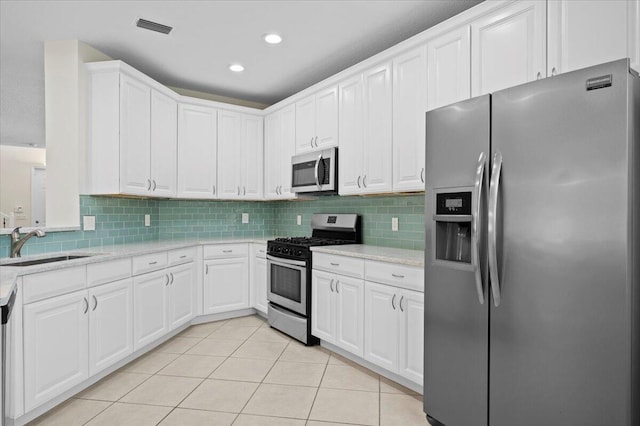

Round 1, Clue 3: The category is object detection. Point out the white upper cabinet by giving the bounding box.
[471,0,546,96]
[393,46,427,192]
[119,74,151,195]
[427,26,471,111]
[547,0,638,75]
[295,86,338,153]
[177,103,218,199]
[150,90,177,197]
[218,110,264,200]
[338,74,364,195]
[265,106,296,200]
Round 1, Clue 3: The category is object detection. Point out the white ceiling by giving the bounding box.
[0,0,482,147]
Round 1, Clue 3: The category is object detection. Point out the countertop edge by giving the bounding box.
[311,245,424,267]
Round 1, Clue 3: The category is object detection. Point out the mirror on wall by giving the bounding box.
[0,145,47,230]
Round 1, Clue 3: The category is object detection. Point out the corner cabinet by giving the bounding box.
[87,63,177,197]
[338,62,393,195]
[218,111,264,200]
[264,105,296,200]
[177,103,218,199]
[295,86,339,154]
[471,0,546,96]
[203,244,250,314]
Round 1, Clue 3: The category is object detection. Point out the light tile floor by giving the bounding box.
[29,315,431,426]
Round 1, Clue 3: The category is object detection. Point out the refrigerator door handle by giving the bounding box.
[472,152,486,305]
[488,151,503,307]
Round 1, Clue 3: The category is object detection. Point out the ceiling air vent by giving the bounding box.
[136,18,173,35]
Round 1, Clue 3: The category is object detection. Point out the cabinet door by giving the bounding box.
[177,104,217,198]
[242,114,264,199]
[133,270,169,350]
[471,0,546,96]
[279,105,296,198]
[203,258,250,314]
[150,90,177,197]
[251,256,268,314]
[264,112,282,199]
[315,86,339,149]
[120,74,151,195]
[362,62,393,194]
[217,110,243,199]
[338,74,364,195]
[393,47,427,192]
[398,289,424,385]
[311,270,336,343]
[24,291,89,411]
[427,26,471,111]
[88,278,133,376]
[335,276,364,357]
[295,95,316,153]
[547,0,630,75]
[364,281,399,372]
[169,262,196,330]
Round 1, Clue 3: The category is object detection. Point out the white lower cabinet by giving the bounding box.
[133,270,170,350]
[88,278,133,376]
[168,262,196,329]
[250,244,268,314]
[203,257,250,314]
[311,270,364,357]
[364,281,424,384]
[23,290,89,411]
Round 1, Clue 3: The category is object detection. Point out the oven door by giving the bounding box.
[291,148,336,193]
[267,255,307,316]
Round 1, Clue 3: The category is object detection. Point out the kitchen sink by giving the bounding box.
[2,255,94,267]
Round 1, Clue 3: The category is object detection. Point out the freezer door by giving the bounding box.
[424,95,489,426]
[490,59,633,425]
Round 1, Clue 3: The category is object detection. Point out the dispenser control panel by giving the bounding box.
[436,192,472,215]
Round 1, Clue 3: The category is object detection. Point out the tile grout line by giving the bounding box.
[305,350,331,424]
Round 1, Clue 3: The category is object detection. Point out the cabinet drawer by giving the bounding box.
[23,266,87,303]
[203,244,248,259]
[313,253,364,279]
[168,247,197,266]
[252,243,267,259]
[132,251,168,275]
[365,260,423,292]
[87,258,132,287]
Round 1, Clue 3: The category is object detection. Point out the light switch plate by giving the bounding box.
[242,213,249,224]
[392,217,399,231]
[83,215,96,231]
[297,215,302,225]
[144,214,151,227]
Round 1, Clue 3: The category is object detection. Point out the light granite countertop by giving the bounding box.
[311,244,424,267]
[1,269,17,306]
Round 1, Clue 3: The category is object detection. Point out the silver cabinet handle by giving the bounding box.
[237,186,241,196]
[310,137,314,149]
[314,136,318,147]
[551,67,557,76]
[205,264,209,274]
[472,152,486,305]
[152,180,157,191]
[420,168,425,183]
[488,151,503,307]
[336,280,340,293]
[165,274,170,286]
[180,255,187,259]
[357,175,361,188]
[314,154,323,189]
[362,175,367,188]
[536,71,542,80]
[329,279,334,292]
[147,179,152,191]
[391,294,396,310]
[330,262,339,266]
[223,250,233,253]
[391,273,405,278]
[83,297,89,314]
[92,295,98,311]
[399,296,404,312]
[212,185,216,195]
[170,272,174,285]
[243,186,246,196]
[149,261,158,265]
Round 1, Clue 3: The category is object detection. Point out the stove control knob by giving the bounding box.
[296,249,303,256]
[282,247,290,254]
[275,246,281,253]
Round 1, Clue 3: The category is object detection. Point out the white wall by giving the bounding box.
[0,145,46,228]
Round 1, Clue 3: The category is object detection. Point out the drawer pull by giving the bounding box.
[223,250,233,253]
[330,262,340,266]
[149,261,158,265]
[392,273,405,279]
[180,255,187,259]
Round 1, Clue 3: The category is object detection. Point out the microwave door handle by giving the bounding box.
[314,154,323,189]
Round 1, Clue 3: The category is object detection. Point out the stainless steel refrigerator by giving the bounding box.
[423,58,640,426]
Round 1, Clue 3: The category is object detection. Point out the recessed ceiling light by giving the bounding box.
[229,64,245,72]
[136,18,173,35]
[264,33,282,44]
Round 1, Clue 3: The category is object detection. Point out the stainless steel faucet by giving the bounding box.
[10,227,46,258]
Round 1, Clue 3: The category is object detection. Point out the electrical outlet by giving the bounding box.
[144,214,151,227]
[83,215,95,231]
[242,213,249,224]
[297,215,302,225]
[392,217,399,231]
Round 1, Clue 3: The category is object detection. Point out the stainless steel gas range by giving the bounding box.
[266,213,361,345]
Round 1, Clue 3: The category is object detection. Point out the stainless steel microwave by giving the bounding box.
[291,147,337,194]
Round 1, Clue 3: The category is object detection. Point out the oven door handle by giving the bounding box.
[266,254,307,268]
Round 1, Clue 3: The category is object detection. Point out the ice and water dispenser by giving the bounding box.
[434,191,472,264]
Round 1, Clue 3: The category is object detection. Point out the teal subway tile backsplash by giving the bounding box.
[0,193,425,258]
